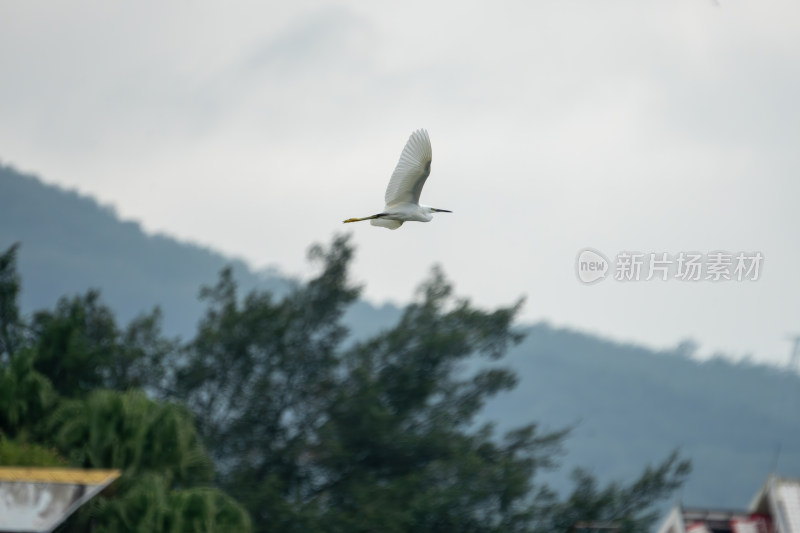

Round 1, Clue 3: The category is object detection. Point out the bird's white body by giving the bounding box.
[343,129,450,229]
[370,203,437,229]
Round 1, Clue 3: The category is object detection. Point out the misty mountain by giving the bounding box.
[0,163,399,339]
[488,328,800,507]
[2,162,798,510]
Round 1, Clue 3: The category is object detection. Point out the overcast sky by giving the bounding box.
[1,0,799,366]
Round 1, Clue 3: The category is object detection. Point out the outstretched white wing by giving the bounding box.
[383,129,432,206]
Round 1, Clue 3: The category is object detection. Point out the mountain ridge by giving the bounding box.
[2,161,798,510]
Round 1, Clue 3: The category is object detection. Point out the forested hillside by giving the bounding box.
[0,237,690,532]
[487,328,800,507]
[0,163,401,342]
[0,163,289,337]
[2,162,799,517]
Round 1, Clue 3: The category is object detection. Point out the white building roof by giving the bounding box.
[0,467,120,533]
[657,475,800,533]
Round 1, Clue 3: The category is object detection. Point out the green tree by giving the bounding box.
[532,451,691,533]
[49,389,212,483]
[0,244,55,438]
[49,389,251,532]
[65,473,251,533]
[0,436,65,467]
[30,291,119,396]
[0,347,56,437]
[31,291,173,397]
[112,307,178,396]
[173,236,359,530]
[0,243,251,532]
[2,235,690,533]
[173,236,690,533]
[305,267,555,533]
[0,243,22,361]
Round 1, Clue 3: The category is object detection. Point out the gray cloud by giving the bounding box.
[1,0,798,365]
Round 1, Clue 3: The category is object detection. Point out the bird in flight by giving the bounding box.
[343,129,451,229]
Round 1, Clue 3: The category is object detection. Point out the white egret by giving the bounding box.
[343,129,451,229]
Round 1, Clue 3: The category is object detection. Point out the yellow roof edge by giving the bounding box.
[0,467,121,484]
